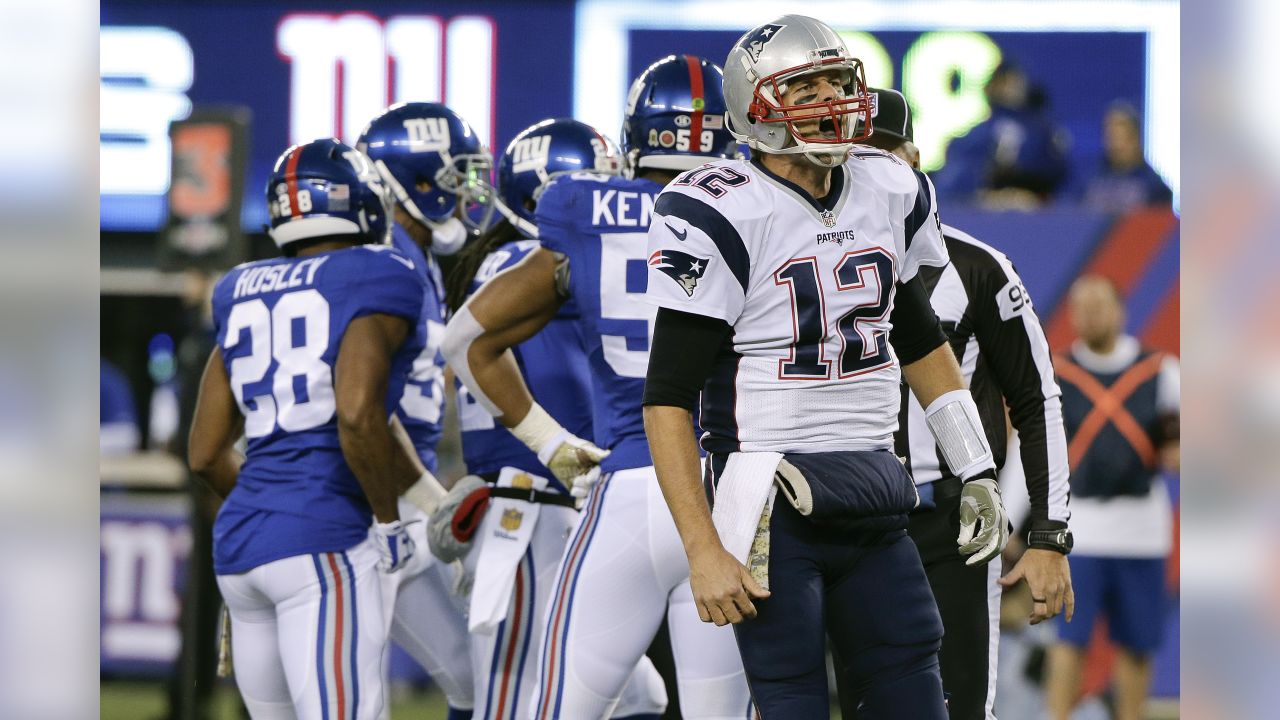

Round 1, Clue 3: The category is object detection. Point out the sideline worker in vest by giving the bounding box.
[1044,275,1179,720]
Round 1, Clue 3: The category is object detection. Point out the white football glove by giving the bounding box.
[568,466,603,501]
[511,403,610,492]
[956,475,1010,566]
[373,519,417,573]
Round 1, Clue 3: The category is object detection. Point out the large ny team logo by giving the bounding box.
[404,117,451,153]
[511,135,552,174]
[774,248,896,379]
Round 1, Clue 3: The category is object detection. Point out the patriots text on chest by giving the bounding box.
[233,256,330,299]
[592,189,656,227]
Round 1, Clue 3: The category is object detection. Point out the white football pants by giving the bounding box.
[529,467,753,720]
[216,537,387,720]
[467,489,667,720]
[381,501,475,714]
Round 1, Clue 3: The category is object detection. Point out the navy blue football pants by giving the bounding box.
[732,498,947,719]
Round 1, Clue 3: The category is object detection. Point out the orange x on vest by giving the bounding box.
[1055,352,1165,472]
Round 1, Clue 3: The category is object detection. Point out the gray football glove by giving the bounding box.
[427,475,490,564]
[957,475,1010,566]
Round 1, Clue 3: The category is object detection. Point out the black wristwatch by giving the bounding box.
[1027,528,1073,555]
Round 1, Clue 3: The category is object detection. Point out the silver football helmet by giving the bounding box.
[723,15,872,167]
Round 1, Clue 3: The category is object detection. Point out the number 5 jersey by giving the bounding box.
[210,244,426,574]
[644,152,948,455]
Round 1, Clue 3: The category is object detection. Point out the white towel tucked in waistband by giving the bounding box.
[468,467,546,634]
[711,452,783,567]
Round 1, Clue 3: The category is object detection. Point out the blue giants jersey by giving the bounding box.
[210,245,427,574]
[390,225,448,473]
[536,173,664,472]
[457,239,594,493]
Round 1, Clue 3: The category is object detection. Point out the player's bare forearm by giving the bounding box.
[335,313,413,523]
[643,405,721,555]
[452,248,562,426]
[902,342,967,407]
[389,414,428,491]
[188,348,244,498]
[388,413,452,515]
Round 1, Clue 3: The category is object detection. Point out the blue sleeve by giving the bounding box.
[534,177,579,257]
[348,250,427,323]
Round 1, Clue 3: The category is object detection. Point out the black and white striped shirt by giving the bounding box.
[895,225,1071,528]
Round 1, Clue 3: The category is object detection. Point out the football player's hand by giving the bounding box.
[688,544,771,626]
[568,466,603,501]
[512,403,610,490]
[373,519,417,573]
[427,475,490,564]
[451,559,475,600]
[540,433,610,490]
[999,548,1074,624]
[957,474,1010,566]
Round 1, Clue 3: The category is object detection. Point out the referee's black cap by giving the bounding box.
[866,87,914,145]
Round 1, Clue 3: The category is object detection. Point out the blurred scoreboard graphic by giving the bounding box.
[100,493,191,675]
[100,0,1177,232]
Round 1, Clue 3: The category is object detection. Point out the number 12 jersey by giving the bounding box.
[644,152,948,455]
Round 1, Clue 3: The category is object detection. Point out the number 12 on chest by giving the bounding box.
[774,248,896,380]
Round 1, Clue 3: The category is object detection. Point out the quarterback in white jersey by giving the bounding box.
[640,15,1012,719]
[646,147,946,453]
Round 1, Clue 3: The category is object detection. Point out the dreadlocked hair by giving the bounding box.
[443,218,524,312]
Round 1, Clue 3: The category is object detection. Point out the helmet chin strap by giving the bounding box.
[492,198,539,239]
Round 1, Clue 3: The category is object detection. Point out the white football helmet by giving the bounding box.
[723,15,872,167]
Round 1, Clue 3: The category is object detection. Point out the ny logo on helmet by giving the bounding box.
[739,23,785,62]
[511,135,552,173]
[404,118,451,153]
[649,248,710,297]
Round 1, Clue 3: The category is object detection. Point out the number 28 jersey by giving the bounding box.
[644,153,948,455]
[210,245,426,574]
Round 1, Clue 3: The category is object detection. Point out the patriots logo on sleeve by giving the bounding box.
[649,249,710,297]
[739,23,785,62]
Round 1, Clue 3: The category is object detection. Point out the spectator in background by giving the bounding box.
[1081,102,1173,213]
[933,60,1070,208]
[100,357,140,456]
[1044,276,1179,720]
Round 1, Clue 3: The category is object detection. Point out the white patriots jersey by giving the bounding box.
[644,150,948,454]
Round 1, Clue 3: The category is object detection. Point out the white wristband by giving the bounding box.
[403,471,447,516]
[510,402,568,463]
[924,389,995,481]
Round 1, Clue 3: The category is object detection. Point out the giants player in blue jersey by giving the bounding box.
[432,123,666,720]
[189,139,430,719]
[357,101,485,720]
[441,57,752,719]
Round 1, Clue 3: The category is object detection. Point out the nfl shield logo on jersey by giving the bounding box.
[649,249,710,297]
[820,210,836,228]
[500,508,524,531]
